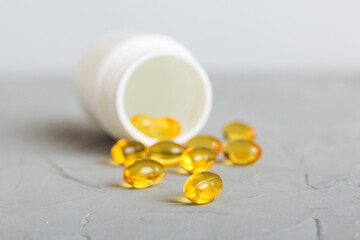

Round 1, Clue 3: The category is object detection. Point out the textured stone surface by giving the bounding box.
[0,73,359,239]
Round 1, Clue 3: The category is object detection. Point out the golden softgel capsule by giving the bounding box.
[131,115,181,139]
[183,172,223,204]
[180,147,216,174]
[223,121,256,141]
[111,139,146,166]
[131,115,152,136]
[186,135,222,155]
[147,141,185,166]
[123,159,165,188]
[223,140,261,165]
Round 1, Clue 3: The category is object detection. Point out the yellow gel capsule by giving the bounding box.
[130,115,153,137]
[186,135,222,155]
[223,140,261,165]
[183,172,223,204]
[111,139,146,166]
[147,141,185,166]
[123,159,165,188]
[148,117,181,139]
[180,147,216,174]
[131,115,181,139]
[223,121,256,141]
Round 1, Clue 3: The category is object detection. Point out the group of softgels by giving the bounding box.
[110,115,262,205]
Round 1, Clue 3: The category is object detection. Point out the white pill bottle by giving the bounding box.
[76,33,212,145]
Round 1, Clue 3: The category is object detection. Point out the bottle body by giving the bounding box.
[76,33,212,145]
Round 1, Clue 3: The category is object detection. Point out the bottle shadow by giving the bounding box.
[34,120,116,157]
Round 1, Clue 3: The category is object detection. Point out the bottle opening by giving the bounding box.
[117,54,212,145]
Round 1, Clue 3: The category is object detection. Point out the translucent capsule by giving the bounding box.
[183,172,223,204]
[223,140,261,165]
[180,147,216,174]
[149,117,181,139]
[186,135,222,155]
[223,121,256,141]
[123,159,165,188]
[131,115,181,139]
[147,141,185,166]
[111,139,146,166]
[131,115,153,137]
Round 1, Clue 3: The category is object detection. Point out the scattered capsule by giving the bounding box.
[147,141,185,166]
[186,135,222,155]
[223,121,256,141]
[111,139,146,166]
[183,172,223,204]
[123,159,166,188]
[180,147,216,174]
[223,140,261,165]
[131,115,181,139]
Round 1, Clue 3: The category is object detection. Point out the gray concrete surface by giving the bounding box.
[0,73,359,239]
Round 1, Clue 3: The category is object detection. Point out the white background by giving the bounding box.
[1,0,360,75]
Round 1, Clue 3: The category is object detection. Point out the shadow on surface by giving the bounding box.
[166,196,197,206]
[169,167,189,175]
[34,121,116,157]
[108,181,136,190]
[104,159,122,166]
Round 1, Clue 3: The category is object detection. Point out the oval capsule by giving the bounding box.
[111,139,146,166]
[123,159,166,188]
[223,121,256,141]
[148,117,181,139]
[147,141,185,166]
[131,115,181,139]
[223,139,261,165]
[186,135,222,155]
[131,115,153,137]
[180,147,216,174]
[183,172,223,204]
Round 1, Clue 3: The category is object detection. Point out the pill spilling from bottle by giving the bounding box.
[109,115,261,204]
